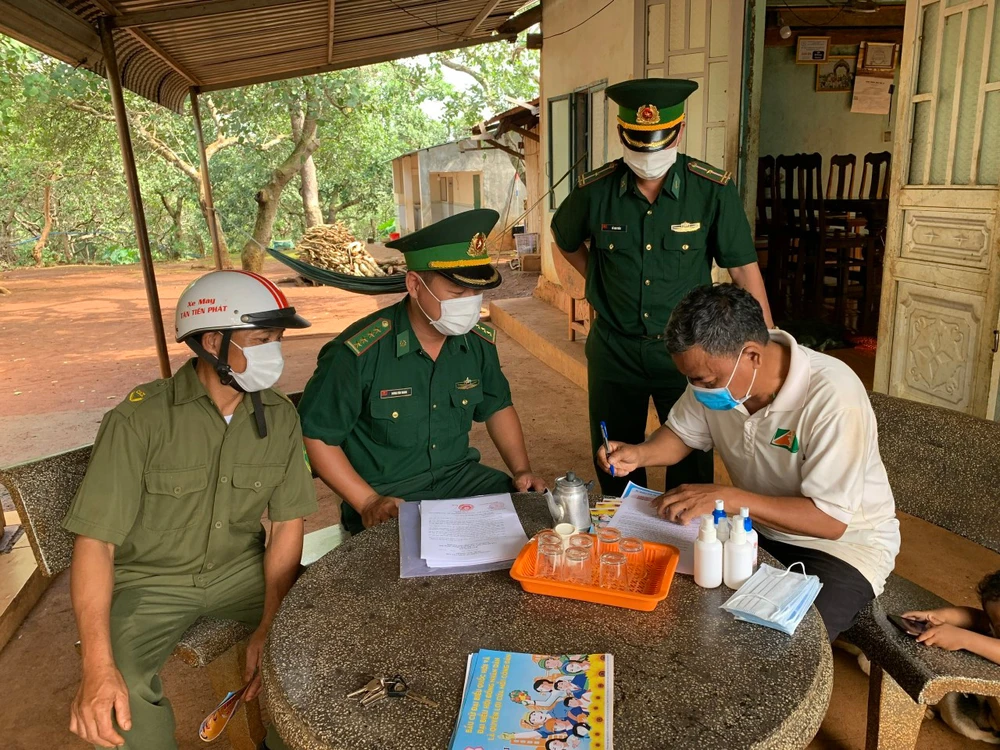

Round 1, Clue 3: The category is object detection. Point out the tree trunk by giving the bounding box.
[241,104,320,273]
[32,178,55,268]
[326,197,362,224]
[160,193,184,259]
[291,108,323,229]
[196,198,232,268]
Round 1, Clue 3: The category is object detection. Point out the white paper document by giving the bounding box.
[851,75,893,115]
[607,482,701,575]
[419,494,529,568]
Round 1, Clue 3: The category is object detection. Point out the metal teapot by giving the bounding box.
[544,471,594,531]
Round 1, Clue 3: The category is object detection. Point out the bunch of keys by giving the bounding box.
[346,675,439,708]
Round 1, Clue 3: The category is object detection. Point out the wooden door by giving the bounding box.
[874,0,1000,417]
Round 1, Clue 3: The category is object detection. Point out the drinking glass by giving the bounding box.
[619,537,645,587]
[563,546,592,585]
[535,542,563,580]
[599,551,628,590]
[568,533,595,561]
[535,529,562,548]
[597,527,622,558]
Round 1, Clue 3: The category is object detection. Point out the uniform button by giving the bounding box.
[206,562,215,570]
[220,476,228,484]
[682,244,689,251]
[644,279,651,286]
[608,243,615,250]
[647,209,653,216]
[643,312,650,319]
[392,411,399,419]
[173,486,182,495]
[431,444,437,450]
[214,521,222,529]
[645,243,652,251]
[462,399,468,406]
[432,404,438,410]
[254,481,261,488]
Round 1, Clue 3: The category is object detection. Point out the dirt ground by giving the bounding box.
[0,261,983,750]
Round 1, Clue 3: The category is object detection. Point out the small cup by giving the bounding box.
[568,533,595,554]
[599,551,628,590]
[553,522,576,549]
[619,537,645,587]
[563,546,592,585]
[535,542,563,580]
[597,527,622,557]
[535,529,562,548]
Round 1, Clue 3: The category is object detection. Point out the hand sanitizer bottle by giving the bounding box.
[740,506,758,569]
[724,520,753,589]
[713,499,730,543]
[694,514,723,589]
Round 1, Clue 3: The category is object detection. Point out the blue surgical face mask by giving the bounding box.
[689,347,756,410]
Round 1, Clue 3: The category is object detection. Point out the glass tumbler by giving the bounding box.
[597,527,622,558]
[599,551,628,590]
[619,537,645,587]
[568,533,595,562]
[535,542,563,580]
[535,530,562,548]
[563,546,592,585]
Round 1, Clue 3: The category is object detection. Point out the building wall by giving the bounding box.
[759,45,899,181]
[539,0,639,283]
[415,141,519,229]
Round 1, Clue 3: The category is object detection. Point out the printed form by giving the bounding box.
[607,482,701,575]
[419,493,529,568]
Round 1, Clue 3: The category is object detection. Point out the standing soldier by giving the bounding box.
[551,78,773,496]
[63,271,317,750]
[299,209,546,534]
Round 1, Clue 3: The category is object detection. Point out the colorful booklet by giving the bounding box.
[450,650,613,750]
[590,497,622,530]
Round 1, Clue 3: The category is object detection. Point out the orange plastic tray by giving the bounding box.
[509,534,680,612]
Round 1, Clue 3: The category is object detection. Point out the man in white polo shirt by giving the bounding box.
[598,284,900,640]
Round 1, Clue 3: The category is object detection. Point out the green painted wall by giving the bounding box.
[759,45,899,191]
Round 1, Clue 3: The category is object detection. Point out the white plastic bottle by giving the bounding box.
[724,520,754,589]
[740,506,759,569]
[694,514,723,589]
[713,499,730,543]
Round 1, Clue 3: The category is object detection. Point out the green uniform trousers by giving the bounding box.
[586,318,713,496]
[341,460,513,534]
[106,560,286,750]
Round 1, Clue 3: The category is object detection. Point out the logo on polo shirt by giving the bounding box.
[770,429,799,454]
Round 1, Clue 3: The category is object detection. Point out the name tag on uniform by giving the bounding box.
[601,223,627,232]
[380,387,412,399]
[671,222,701,233]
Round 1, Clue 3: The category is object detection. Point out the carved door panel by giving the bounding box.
[875,0,1000,417]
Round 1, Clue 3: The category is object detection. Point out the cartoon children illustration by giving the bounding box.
[554,674,589,696]
[501,718,579,743]
[561,658,590,675]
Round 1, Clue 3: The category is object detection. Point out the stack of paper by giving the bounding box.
[607,481,701,575]
[419,493,529,569]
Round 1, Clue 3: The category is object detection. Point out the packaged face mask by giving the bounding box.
[720,563,823,635]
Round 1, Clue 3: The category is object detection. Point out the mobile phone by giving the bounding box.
[888,614,929,636]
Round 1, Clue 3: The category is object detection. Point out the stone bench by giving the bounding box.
[848,392,1000,749]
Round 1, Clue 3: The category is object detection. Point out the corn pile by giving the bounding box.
[296,222,397,277]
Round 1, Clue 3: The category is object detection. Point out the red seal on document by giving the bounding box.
[458,504,473,511]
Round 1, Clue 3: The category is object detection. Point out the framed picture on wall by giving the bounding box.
[796,36,830,64]
[858,42,899,73]
[815,56,857,93]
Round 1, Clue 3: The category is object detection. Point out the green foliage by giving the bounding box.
[0,31,538,267]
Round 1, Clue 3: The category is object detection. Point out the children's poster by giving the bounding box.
[450,650,614,750]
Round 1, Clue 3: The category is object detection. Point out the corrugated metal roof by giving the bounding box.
[0,0,528,112]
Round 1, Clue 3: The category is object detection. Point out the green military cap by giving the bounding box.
[606,78,698,152]
[386,208,502,289]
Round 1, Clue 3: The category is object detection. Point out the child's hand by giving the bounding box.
[902,610,946,626]
[917,623,969,651]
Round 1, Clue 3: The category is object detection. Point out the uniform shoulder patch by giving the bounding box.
[345,318,392,356]
[577,160,621,189]
[117,378,169,414]
[471,322,497,345]
[687,159,732,185]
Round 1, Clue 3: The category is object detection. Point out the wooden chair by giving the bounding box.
[826,154,856,200]
[755,156,776,244]
[767,154,803,319]
[860,151,892,200]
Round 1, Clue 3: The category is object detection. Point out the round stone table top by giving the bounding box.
[263,494,833,750]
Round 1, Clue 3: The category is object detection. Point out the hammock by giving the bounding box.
[268,248,408,295]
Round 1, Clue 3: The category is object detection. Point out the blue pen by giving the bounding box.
[600,421,615,477]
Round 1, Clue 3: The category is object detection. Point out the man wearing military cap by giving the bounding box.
[299,209,546,534]
[552,77,773,496]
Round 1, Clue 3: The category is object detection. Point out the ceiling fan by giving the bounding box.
[841,0,880,13]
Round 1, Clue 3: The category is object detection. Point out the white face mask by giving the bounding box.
[416,276,483,336]
[622,145,678,180]
[231,340,284,392]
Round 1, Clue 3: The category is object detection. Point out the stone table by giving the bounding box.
[263,494,833,750]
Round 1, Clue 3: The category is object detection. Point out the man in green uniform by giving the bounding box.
[551,77,773,496]
[299,209,546,534]
[63,270,317,750]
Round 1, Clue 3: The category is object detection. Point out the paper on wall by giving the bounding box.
[851,75,893,115]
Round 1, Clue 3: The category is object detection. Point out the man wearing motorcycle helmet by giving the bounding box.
[62,270,316,750]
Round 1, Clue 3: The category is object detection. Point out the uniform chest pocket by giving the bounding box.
[370,397,422,447]
[595,229,632,253]
[662,230,711,287]
[450,386,484,432]
[231,464,285,527]
[142,466,208,531]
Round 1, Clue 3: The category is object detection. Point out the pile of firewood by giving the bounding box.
[296,222,397,277]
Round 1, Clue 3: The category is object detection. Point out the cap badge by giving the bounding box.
[467,232,487,258]
[636,104,660,125]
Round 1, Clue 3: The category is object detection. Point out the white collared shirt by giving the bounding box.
[667,330,900,595]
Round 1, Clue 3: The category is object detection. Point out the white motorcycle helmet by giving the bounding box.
[175,270,310,436]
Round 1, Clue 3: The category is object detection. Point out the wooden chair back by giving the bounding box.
[797,152,825,233]
[826,154,856,199]
[860,151,892,199]
[756,155,775,235]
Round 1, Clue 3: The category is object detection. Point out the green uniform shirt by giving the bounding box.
[298,298,513,488]
[550,155,758,337]
[62,359,317,590]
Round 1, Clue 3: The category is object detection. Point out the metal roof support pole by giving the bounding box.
[189,88,224,271]
[98,16,171,378]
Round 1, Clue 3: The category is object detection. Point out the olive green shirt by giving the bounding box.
[550,155,758,337]
[298,298,513,487]
[62,359,317,590]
